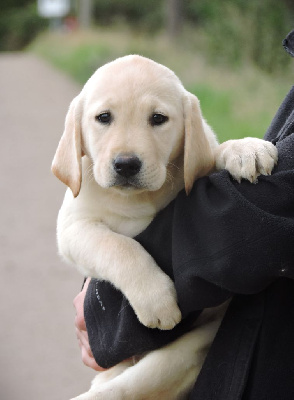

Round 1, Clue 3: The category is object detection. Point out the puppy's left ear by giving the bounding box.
[51,95,83,197]
[183,93,214,194]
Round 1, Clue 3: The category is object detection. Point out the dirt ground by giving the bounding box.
[0,53,97,400]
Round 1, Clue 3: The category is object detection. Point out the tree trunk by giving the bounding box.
[78,0,93,29]
[166,0,183,39]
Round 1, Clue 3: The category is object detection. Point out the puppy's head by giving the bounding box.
[52,55,214,197]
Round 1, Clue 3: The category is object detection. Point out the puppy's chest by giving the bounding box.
[101,203,156,238]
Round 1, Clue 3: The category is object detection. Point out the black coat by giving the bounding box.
[84,33,294,399]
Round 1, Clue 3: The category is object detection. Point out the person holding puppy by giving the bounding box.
[74,30,294,399]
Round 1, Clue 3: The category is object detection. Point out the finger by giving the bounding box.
[73,277,91,310]
[78,339,107,371]
[81,346,106,371]
[75,311,87,331]
[76,327,93,356]
[76,330,106,371]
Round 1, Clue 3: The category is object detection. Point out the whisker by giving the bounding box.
[85,161,95,187]
[166,170,175,189]
[88,174,95,185]
[167,162,180,171]
[86,162,94,175]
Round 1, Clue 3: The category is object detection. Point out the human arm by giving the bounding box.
[84,86,294,369]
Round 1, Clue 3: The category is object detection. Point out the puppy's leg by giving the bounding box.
[70,360,133,400]
[214,137,278,183]
[91,359,135,387]
[58,219,181,330]
[72,302,229,400]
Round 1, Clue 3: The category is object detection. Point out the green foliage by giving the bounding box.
[2,0,294,74]
[0,3,47,51]
[34,39,113,84]
[200,0,292,72]
[30,28,288,142]
[89,0,294,73]
[249,0,290,73]
[92,0,164,32]
[1,0,31,12]
[190,85,272,142]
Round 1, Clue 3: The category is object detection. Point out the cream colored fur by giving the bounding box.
[52,55,278,399]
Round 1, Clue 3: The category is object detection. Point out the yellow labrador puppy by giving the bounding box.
[52,55,277,399]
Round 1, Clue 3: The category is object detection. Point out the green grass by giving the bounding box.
[190,85,273,141]
[29,35,114,83]
[28,27,292,143]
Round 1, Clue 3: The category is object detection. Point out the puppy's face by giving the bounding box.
[81,56,185,193]
[52,55,214,198]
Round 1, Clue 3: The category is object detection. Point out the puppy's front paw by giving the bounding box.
[215,137,278,183]
[127,274,182,330]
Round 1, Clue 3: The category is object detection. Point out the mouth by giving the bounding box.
[111,176,143,191]
[118,183,137,190]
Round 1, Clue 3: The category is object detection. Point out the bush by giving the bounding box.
[185,0,292,73]
[89,0,293,73]
[92,0,164,32]
[0,3,48,51]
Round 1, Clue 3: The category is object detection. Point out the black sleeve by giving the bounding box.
[84,87,294,369]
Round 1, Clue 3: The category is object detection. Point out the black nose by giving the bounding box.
[113,155,142,178]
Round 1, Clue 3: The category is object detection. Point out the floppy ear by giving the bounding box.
[51,96,83,198]
[183,93,214,194]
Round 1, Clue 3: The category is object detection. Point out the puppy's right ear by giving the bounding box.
[51,96,83,198]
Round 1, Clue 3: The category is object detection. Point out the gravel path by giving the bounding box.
[0,53,96,400]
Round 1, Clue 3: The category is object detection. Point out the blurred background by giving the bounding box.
[2,0,294,138]
[0,1,293,399]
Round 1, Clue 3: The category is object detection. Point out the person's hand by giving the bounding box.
[73,277,107,371]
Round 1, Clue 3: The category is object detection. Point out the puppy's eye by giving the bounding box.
[150,113,169,126]
[95,112,112,124]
